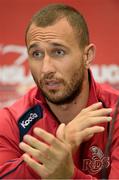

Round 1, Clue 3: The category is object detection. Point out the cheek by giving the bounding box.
[62,62,84,82]
[59,69,74,84]
[60,63,78,79]
[29,61,42,78]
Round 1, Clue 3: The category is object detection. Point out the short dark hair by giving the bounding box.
[25,3,89,48]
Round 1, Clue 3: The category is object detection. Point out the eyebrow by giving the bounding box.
[50,42,66,48]
[28,42,68,52]
[28,44,39,52]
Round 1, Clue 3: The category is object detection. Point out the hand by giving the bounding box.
[58,102,112,152]
[19,127,74,179]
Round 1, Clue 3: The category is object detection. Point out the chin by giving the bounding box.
[45,93,77,105]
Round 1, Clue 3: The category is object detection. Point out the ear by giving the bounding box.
[83,43,96,69]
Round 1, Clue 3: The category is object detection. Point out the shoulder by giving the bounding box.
[0,86,42,124]
[0,86,44,142]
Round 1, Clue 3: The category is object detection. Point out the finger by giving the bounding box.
[33,128,62,148]
[81,102,103,112]
[82,126,105,136]
[19,142,40,159]
[89,108,112,117]
[82,102,112,113]
[19,142,50,163]
[71,126,105,149]
[22,153,48,178]
[23,134,48,152]
[78,126,105,143]
[78,116,112,130]
[88,116,112,124]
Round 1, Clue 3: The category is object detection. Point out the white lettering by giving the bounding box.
[1,44,28,65]
[20,113,38,129]
[91,64,119,84]
[0,65,32,84]
[0,44,33,85]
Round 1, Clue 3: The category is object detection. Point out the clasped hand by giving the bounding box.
[19,102,112,179]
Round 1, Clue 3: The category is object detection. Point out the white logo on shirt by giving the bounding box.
[20,113,38,129]
[83,146,110,175]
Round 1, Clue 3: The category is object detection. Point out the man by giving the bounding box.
[0,3,119,179]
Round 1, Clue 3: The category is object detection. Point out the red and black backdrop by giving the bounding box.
[0,0,119,108]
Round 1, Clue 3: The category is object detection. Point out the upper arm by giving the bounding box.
[0,108,21,164]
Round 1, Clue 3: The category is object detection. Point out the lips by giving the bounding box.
[43,79,62,90]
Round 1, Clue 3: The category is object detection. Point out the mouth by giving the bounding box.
[43,79,62,90]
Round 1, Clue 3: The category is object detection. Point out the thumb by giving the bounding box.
[56,123,66,141]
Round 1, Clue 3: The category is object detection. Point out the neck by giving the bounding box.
[46,71,89,124]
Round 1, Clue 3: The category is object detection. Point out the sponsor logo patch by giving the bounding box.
[18,104,43,141]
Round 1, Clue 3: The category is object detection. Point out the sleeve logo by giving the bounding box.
[18,104,43,141]
[20,113,38,129]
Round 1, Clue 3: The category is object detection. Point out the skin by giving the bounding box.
[19,18,112,179]
[27,19,86,106]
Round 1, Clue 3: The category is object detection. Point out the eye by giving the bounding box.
[54,49,65,57]
[32,51,44,59]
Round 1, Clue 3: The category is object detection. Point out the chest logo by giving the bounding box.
[83,146,110,175]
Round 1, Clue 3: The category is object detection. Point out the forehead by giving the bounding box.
[26,18,78,47]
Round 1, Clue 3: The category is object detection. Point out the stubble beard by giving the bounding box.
[32,66,85,105]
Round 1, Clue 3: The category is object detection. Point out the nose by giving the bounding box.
[41,54,56,75]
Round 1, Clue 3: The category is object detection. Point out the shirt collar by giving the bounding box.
[87,69,99,106]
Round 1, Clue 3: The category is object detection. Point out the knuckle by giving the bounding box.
[43,146,49,154]
[35,150,41,158]
[28,158,35,167]
[50,136,56,145]
[85,127,91,134]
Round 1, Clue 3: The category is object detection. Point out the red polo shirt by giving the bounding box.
[0,71,119,179]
